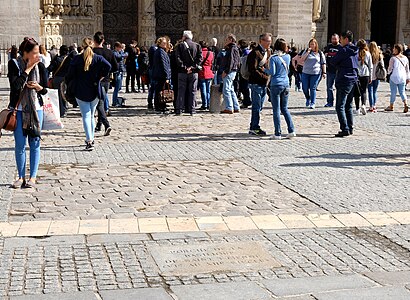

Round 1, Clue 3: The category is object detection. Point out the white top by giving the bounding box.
[40,54,51,68]
[388,55,410,84]
[357,51,373,77]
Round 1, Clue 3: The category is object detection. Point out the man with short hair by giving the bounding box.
[175,30,202,115]
[221,33,241,114]
[324,34,341,107]
[330,30,359,137]
[93,31,118,136]
[247,33,272,135]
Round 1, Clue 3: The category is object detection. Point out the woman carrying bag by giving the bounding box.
[8,37,49,189]
[152,37,172,113]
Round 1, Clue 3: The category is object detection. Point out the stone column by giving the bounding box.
[138,0,156,46]
[0,0,40,47]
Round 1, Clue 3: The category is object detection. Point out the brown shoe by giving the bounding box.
[220,110,233,114]
[385,104,394,111]
[234,110,240,113]
[404,105,409,113]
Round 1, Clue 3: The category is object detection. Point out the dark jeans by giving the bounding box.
[154,79,167,112]
[249,84,267,130]
[239,76,251,107]
[335,81,355,133]
[52,76,67,117]
[136,70,144,92]
[96,81,110,129]
[354,76,369,109]
[176,73,198,113]
[126,69,136,92]
[148,69,155,106]
[326,72,337,105]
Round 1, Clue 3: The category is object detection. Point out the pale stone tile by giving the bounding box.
[334,213,373,227]
[78,219,109,235]
[18,220,51,237]
[0,222,22,237]
[138,217,169,233]
[48,220,80,235]
[307,214,345,228]
[278,214,316,229]
[167,217,199,232]
[223,216,258,231]
[196,216,229,231]
[251,215,287,230]
[386,211,410,225]
[109,218,139,234]
[359,211,400,226]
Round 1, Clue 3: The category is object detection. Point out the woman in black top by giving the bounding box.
[8,37,49,189]
[152,37,172,113]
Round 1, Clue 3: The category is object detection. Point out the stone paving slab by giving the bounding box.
[100,287,173,300]
[314,286,410,300]
[10,291,99,300]
[171,282,274,300]
[261,274,377,297]
[363,271,410,286]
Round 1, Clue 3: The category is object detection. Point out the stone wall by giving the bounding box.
[0,0,40,47]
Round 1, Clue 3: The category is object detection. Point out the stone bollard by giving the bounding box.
[210,85,225,113]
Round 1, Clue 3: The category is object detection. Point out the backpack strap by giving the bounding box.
[201,50,211,67]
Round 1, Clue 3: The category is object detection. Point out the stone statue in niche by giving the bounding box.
[231,0,241,17]
[211,0,221,16]
[312,0,322,22]
[52,25,59,35]
[45,25,52,35]
[365,0,372,31]
[243,0,254,17]
[221,0,231,16]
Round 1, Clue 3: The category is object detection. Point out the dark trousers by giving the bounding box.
[335,82,355,133]
[52,76,67,117]
[147,69,155,106]
[126,69,136,92]
[239,76,251,107]
[96,81,110,129]
[154,79,167,112]
[354,76,369,109]
[176,73,198,113]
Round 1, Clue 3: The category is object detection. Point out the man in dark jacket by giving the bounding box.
[93,31,118,136]
[247,33,272,135]
[330,30,359,137]
[175,30,202,115]
[324,34,341,107]
[47,45,73,117]
[221,34,241,114]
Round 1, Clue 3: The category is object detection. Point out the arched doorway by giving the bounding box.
[371,0,398,47]
[155,0,188,44]
[103,0,138,45]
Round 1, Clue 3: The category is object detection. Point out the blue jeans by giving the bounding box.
[76,98,99,142]
[222,71,240,111]
[389,81,407,104]
[112,72,123,106]
[368,79,379,107]
[301,73,321,105]
[270,85,295,136]
[199,79,212,108]
[326,72,337,105]
[335,82,355,133]
[249,84,267,130]
[14,110,44,179]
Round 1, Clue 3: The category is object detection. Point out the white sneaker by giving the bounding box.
[354,109,360,115]
[286,132,297,139]
[271,135,282,140]
[309,104,315,109]
[361,105,367,115]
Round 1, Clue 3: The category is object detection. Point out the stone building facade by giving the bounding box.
[0,0,409,50]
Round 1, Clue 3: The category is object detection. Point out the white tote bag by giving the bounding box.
[42,89,64,131]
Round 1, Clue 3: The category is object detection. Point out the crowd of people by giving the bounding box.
[3,29,410,188]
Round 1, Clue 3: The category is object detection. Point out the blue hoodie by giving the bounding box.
[330,44,359,84]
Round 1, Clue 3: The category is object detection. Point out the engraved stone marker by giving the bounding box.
[148,242,281,276]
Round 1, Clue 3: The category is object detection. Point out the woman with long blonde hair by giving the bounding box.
[65,37,111,151]
[300,38,326,109]
[368,42,384,112]
[354,39,373,115]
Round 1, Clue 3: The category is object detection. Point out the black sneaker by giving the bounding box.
[104,127,112,136]
[148,104,154,110]
[95,126,101,132]
[335,131,350,138]
[85,142,94,151]
[249,129,267,136]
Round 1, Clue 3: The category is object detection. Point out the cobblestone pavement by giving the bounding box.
[0,78,409,299]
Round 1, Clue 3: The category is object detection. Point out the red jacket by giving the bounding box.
[199,48,215,80]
